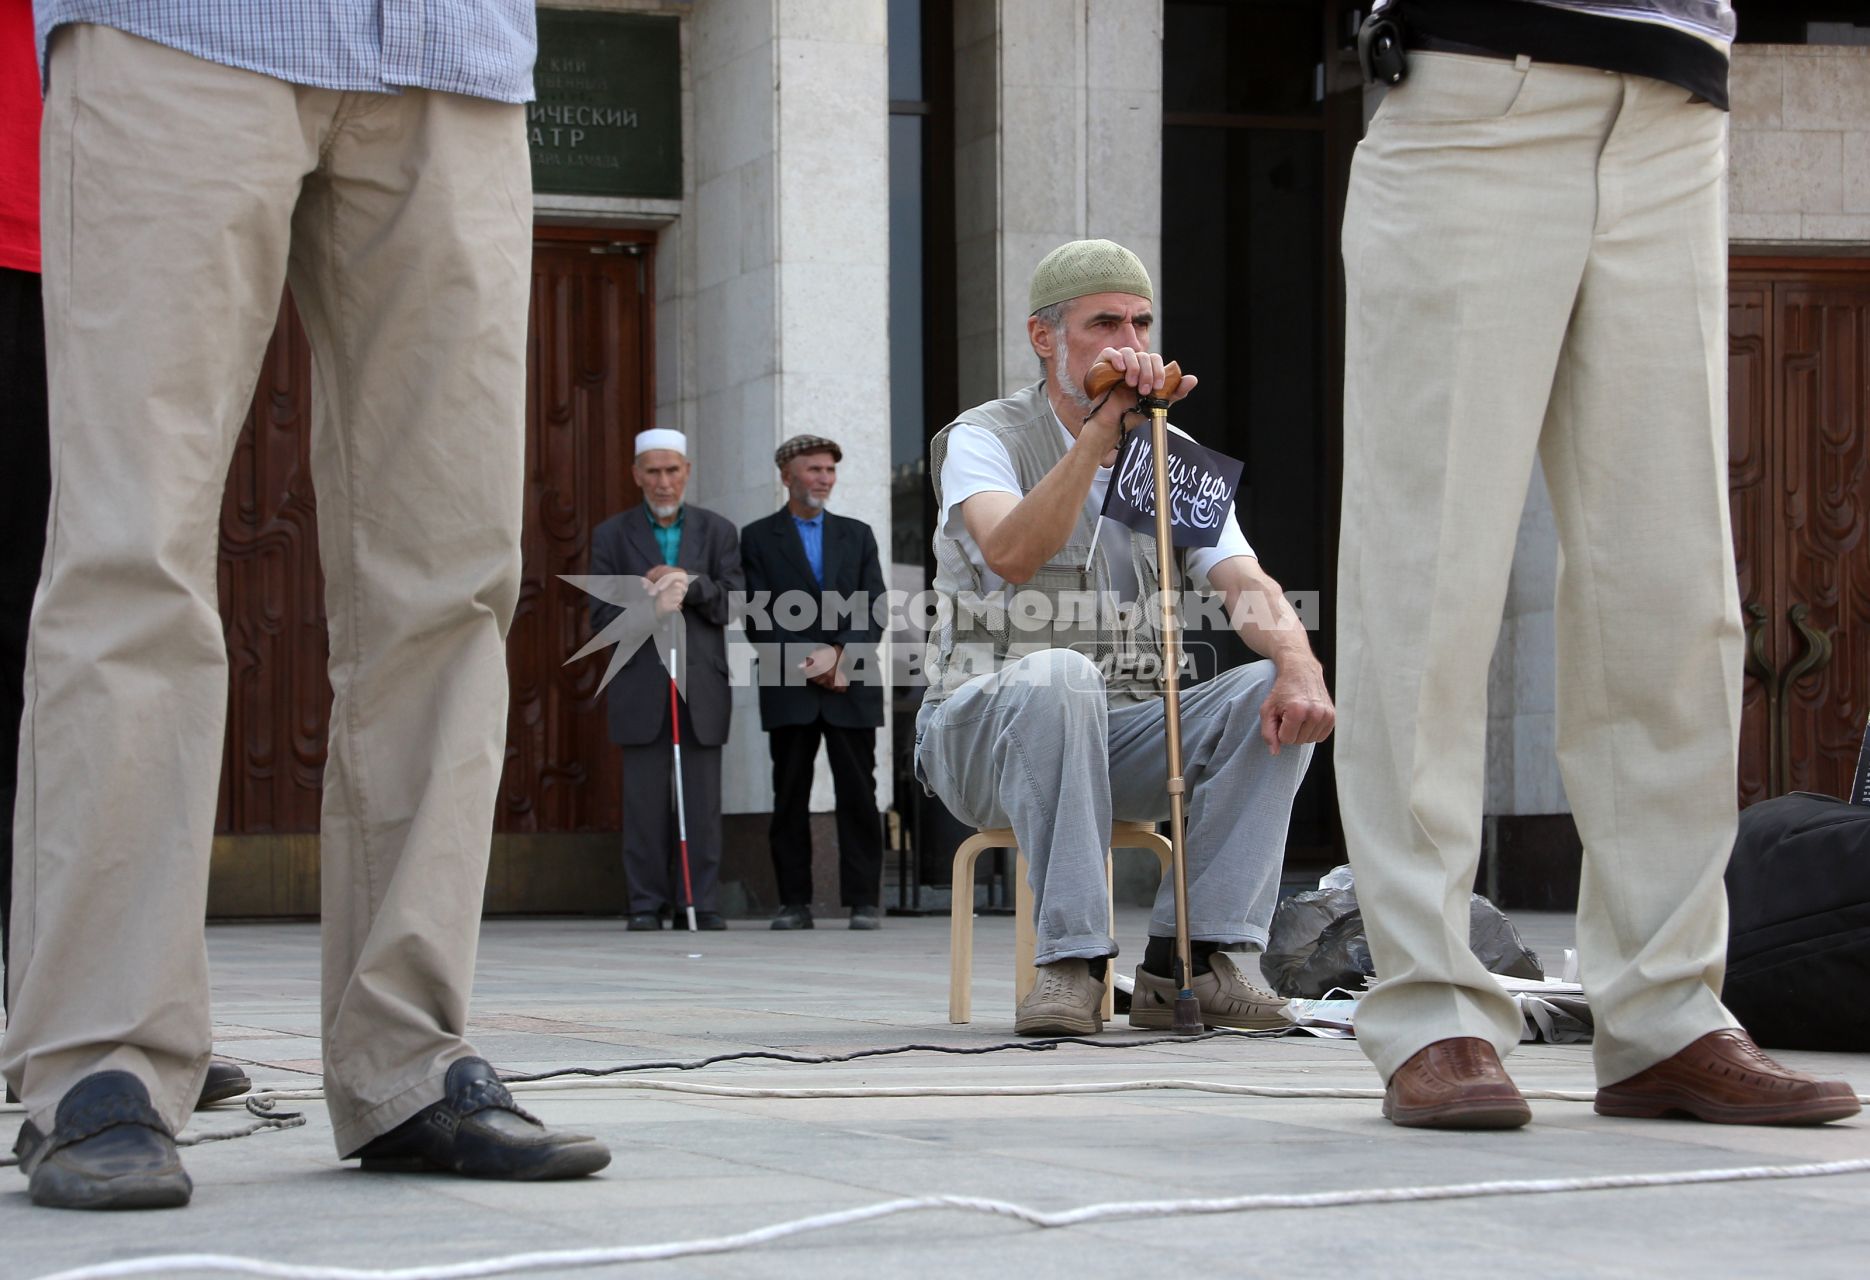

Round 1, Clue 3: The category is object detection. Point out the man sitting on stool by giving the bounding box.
[741,435,888,931]
[915,239,1336,1035]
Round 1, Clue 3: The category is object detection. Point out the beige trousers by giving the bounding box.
[3,26,531,1154]
[1337,54,1743,1086]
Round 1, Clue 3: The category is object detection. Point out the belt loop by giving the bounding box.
[1514,54,1532,72]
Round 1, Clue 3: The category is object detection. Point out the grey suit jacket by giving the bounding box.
[588,503,744,747]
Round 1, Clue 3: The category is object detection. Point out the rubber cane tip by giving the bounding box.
[1171,992,1205,1036]
[1085,358,1182,401]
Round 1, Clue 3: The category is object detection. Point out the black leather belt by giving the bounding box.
[1411,34,1517,61]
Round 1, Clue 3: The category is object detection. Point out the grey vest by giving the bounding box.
[921,382,1184,710]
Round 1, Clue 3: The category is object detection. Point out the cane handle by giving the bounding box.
[1085,358,1182,401]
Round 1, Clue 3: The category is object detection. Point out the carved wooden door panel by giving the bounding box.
[1729,280,1774,807]
[216,233,653,837]
[500,236,650,833]
[1774,275,1870,799]
[216,295,329,833]
[1730,264,1870,804]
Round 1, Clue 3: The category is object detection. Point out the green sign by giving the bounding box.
[530,10,682,200]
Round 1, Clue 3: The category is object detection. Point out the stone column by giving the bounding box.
[685,0,892,820]
[955,0,1165,404]
[1729,44,1870,245]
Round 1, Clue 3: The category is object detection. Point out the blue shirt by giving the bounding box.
[34,1,537,101]
[648,505,683,567]
[790,511,825,587]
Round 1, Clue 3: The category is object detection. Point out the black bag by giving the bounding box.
[1264,867,1543,999]
[1724,791,1870,1051]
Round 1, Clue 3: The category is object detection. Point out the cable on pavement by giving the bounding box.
[497,1027,1285,1082]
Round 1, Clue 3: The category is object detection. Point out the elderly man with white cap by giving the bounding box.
[916,238,1336,1035]
[589,430,744,930]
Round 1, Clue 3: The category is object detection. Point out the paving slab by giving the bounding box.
[1,909,1867,1279]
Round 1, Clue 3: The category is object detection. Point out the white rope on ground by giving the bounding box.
[0,1112,306,1169]
[247,1079,1870,1106]
[244,1078,1597,1104]
[30,1157,1870,1280]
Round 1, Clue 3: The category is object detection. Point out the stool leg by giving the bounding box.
[1102,850,1117,1021]
[1139,833,1177,995]
[950,833,992,1023]
[1140,833,1174,893]
[1014,850,1036,1012]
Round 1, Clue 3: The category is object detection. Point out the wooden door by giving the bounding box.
[501,234,651,833]
[1730,279,1774,806]
[1730,262,1870,805]
[215,231,653,838]
[217,295,328,834]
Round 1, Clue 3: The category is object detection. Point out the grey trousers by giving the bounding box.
[916,650,1312,964]
[621,739,723,915]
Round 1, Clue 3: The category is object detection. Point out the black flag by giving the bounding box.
[1099,424,1245,548]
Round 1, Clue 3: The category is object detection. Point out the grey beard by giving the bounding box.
[650,502,681,519]
[796,493,827,511]
[1053,348,1096,417]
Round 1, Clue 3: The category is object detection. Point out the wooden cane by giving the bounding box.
[1085,358,1203,1034]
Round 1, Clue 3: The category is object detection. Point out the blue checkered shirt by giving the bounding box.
[34,1,536,102]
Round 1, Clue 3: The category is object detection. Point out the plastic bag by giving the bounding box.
[1264,865,1543,998]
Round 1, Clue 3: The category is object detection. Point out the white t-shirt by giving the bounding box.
[938,410,1255,603]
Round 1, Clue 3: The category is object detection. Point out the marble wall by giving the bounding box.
[955,0,1165,404]
[1729,44,1870,244]
[1484,464,1566,816]
[682,0,893,815]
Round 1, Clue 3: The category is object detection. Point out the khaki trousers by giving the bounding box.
[1336,54,1743,1086]
[3,26,531,1154]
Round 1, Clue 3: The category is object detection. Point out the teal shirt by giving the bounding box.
[647,505,684,566]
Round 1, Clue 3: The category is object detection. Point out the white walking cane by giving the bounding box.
[668,645,699,933]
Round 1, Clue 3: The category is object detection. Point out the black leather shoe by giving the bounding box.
[195,1060,252,1110]
[770,905,814,930]
[14,1071,192,1210]
[849,905,881,931]
[694,911,727,931]
[625,911,662,931]
[349,1058,610,1180]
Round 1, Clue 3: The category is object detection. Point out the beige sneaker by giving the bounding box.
[1130,952,1292,1030]
[1014,958,1106,1036]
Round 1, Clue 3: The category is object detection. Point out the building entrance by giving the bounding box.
[209,229,654,915]
[1731,260,1870,806]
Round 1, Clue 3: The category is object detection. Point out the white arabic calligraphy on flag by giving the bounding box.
[1100,424,1245,548]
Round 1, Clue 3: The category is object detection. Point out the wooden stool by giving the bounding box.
[948,820,1174,1024]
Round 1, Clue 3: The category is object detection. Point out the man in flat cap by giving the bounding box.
[589,430,744,930]
[916,239,1335,1034]
[741,436,888,930]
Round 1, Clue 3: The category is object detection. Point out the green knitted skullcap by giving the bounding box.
[1028,239,1153,314]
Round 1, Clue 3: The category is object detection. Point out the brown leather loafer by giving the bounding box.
[1383,1037,1532,1130]
[1595,1029,1862,1126]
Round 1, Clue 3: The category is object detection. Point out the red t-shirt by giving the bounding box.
[0,0,40,274]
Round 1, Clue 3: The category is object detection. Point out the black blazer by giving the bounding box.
[588,503,744,747]
[739,507,886,732]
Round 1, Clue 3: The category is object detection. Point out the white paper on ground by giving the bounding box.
[1281,977,1593,1045]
